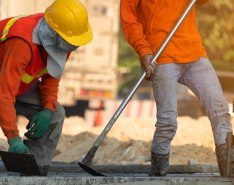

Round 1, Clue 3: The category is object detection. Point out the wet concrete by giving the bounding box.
[0,161,220,174]
[0,162,233,185]
[0,174,233,185]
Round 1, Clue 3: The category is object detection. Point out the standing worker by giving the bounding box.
[0,0,92,175]
[120,0,233,176]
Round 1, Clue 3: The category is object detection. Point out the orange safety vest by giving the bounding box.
[0,14,69,95]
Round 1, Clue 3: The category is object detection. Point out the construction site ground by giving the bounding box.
[0,162,233,185]
[0,92,234,184]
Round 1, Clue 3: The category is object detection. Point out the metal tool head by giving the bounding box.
[78,161,105,176]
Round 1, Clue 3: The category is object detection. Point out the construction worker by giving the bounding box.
[120,0,232,176]
[0,0,92,175]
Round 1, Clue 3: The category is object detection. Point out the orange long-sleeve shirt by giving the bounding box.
[0,38,59,140]
[120,0,209,64]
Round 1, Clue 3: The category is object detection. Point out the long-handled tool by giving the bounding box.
[78,0,197,176]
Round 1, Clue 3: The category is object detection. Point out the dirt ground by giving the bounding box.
[0,115,230,166]
[55,92,234,165]
[53,116,223,165]
[0,92,233,166]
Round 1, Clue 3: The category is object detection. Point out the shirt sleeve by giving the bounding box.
[39,74,59,111]
[0,38,31,140]
[120,0,153,58]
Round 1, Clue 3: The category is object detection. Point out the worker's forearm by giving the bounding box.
[0,38,31,140]
[0,100,19,139]
[39,74,59,111]
[120,0,153,58]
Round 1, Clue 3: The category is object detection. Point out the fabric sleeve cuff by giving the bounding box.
[6,131,20,140]
[43,102,56,112]
[138,48,153,58]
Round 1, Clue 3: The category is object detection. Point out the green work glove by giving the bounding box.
[8,137,28,153]
[24,108,54,139]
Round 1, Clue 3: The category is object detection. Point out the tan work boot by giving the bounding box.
[149,151,169,176]
[215,143,227,176]
[215,132,234,177]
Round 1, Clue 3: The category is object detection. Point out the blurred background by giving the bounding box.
[0,0,234,165]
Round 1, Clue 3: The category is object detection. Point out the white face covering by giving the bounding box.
[57,36,79,52]
[32,18,78,79]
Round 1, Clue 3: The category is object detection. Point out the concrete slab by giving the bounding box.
[0,162,220,174]
[0,175,233,185]
[0,162,233,185]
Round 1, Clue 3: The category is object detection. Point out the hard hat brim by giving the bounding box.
[55,23,93,46]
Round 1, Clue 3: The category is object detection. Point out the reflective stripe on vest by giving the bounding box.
[21,68,48,84]
[1,15,27,42]
[1,15,48,84]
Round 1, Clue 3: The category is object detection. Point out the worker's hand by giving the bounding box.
[140,54,156,81]
[8,137,28,153]
[24,109,54,139]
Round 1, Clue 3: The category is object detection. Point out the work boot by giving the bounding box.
[149,151,169,176]
[215,143,227,176]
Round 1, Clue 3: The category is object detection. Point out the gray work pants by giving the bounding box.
[152,58,232,154]
[15,81,65,172]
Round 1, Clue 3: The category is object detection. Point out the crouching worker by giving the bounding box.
[0,0,92,175]
[120,0,233,177]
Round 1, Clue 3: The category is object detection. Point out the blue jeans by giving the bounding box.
[151,58,232,154]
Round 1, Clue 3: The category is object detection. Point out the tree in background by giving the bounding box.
[118,27,141,97]
[118,0,234,96]
[197,0,234,71]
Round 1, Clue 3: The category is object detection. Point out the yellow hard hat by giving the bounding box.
[45,0,93,46]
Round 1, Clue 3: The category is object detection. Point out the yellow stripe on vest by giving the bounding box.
[37,68,47,77]
[1,15,27,42]
[21,68,48,84]
[21,73,34,84]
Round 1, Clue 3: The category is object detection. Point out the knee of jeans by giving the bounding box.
[207,101,229,120]
[156,116,178,133]
[210,114,232,133]
[157,112,177,123]
[210,113,230,125]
